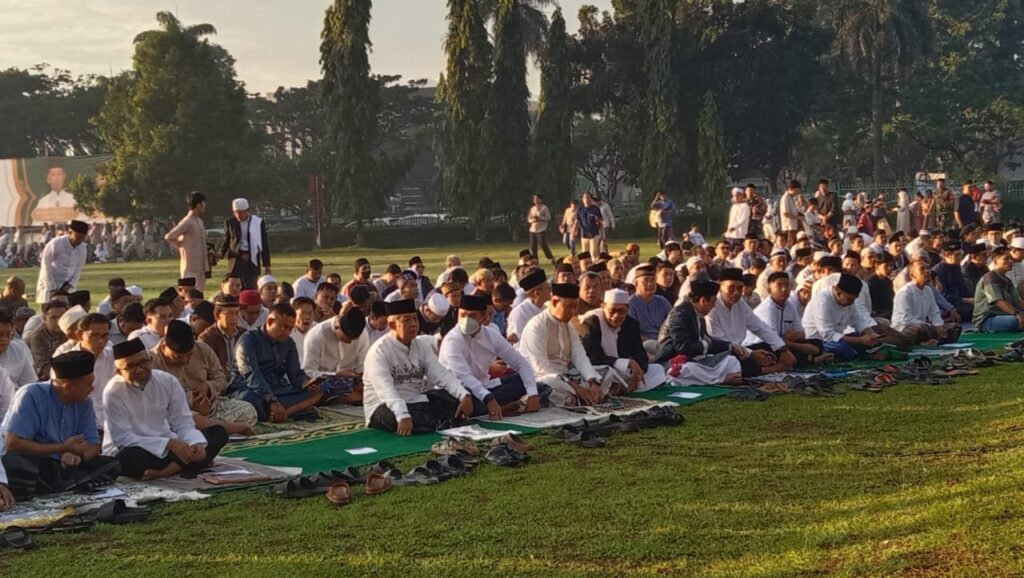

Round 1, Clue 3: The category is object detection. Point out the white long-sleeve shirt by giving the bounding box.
[706,297,785,353]
[102,369,206,458]
[814,273,875,332]
[362,333,469,425]
[726,202,751,238]
[747,297,804,346]
[35,236,87,304]
[506,300,543,343]
[891,283,943,331]
[301,317,369,378]
[0,338,38,387]
[128,326,161,351]
[292,275,324,300]
[439,324,538,401]
[803,287,873,342]
[520,309,600,383]
[0,366,15,419]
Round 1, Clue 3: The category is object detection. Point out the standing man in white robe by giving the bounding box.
[36,220,88,304]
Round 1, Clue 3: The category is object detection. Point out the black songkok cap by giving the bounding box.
[339,308,366,338]
[159,287,179,302]
[519,269,547,292]
[69,220,89,235]
[460,294,490,312]
[718,268,743,282]
[113,338,146,360]
[589,262,608,274]
[551,283,580,299]
[384,299,417,316]
[164,320,195,354]
[177,278,197,287]
[795,247,813,258]
[192,301,215,325]
[577,251,592,260]
[819,256,843,270]
[943,241,962,252]
[52,350,95,379]
[690,280,719,299]
[836,273,863,296]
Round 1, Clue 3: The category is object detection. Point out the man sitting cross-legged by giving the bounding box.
[439,294,542,420]
[363,299,473,436]
[198,295,245,375]
[228,303,323,422]
[653,280,743,385]
[150,320,257,435]
[505,268,550,346]
[301,307,370,405]
[803,273,880,361]
[580,289,667,392]
[707,268,796,377]
[103,338,227,480]
[1,351,121,498]
[751,272,833,367]
[520,283,612,406]
[892,259,963,346]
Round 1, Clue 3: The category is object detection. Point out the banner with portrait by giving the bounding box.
[0,155,112,227]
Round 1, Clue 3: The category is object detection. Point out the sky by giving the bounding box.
[0,0,613,96]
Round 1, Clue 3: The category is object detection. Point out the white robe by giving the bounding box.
[706,298,785,353]
[128,326,162,351]
[583,309,665,392]
[292,276,324,300]
[361,333,469,425]
[506,299,543,344]
[36,236,87,303]
[301,318,370,378]
[749,297,804,346]
[102,369,207,458]
[0,338,38,387]
[439,324,538,402]
[520,309,606,405]
[891,283,943,332]
[803,287,873,342]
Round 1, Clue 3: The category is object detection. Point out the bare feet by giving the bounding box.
[723,373,743,386]
[141,462,182,480]
[812,353,835,364]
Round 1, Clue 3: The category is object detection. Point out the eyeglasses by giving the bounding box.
[122,357,152,371]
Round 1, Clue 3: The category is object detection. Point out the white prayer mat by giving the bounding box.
[439,425,523,441]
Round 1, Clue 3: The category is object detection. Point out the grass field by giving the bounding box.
[3,242,1024,577]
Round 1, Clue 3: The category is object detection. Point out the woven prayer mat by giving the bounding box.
[250,404,366,437]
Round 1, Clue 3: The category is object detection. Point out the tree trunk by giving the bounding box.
[871,53,884,184]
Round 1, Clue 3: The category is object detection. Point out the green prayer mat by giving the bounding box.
[629,385,734,404]
[224,422,539,474]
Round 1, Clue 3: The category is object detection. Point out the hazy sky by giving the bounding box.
[1,0,613,95]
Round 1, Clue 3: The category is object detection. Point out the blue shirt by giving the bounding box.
[577,205,603,238]
[491,310,507,337]
[652,199,676,226]
[232,328,310,397]
[1,381,98,460]
[628,294,673,340]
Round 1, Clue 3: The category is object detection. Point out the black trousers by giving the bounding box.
[116,425,228,479]
[230,256,260,290]
[530,232,555,261]
[792,339,825,367]
[739,343,774,378]
[1,453,121,499]
[658,226,673,248]
[368,390,461,434]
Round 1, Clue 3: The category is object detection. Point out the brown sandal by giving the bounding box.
[325,481,351,506]
[364,472,392,496]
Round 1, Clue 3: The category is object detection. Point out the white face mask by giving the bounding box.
[457,316,480,336]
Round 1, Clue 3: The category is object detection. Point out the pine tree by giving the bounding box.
[533,8,575,211]
[437,0,492,224]
[697,91,728,231]
[320,0,382,224]
[639,0,684,198]
[483,0,532,220]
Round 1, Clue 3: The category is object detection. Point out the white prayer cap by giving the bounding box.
[685,256,703,269]
[674,263,687,273]
[859,247,876,258]
[770,248,788,260]
[1011,238,1024,250]
[1006,228,1021,236]
[604,289,629,305]
[58,305,87,335]
[813,251,828,262]
[232,198,250,211]
[701,243,711,249]
[427,293,450,317]
[127,285,143,297]
[919,229,931,236]
[731,187,744,196]
[846,226,859,235]
[796,231,808,240]
[257,275,277,289]
[384,290,403,303]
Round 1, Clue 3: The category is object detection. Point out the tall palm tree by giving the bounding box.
[133,11,217,44]
[478,0,553,56]
[834,0,932,182]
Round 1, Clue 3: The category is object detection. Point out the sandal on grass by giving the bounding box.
[1,526,35,550]
[325,482,351,506]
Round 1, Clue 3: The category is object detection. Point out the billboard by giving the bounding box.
[0,155,112,227]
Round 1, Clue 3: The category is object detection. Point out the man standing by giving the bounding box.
[816,179,841,236]
[955,181,977,229]
[219,198,270,290]
[164,191,210,292]
[596,196,616,253]
[650,191,676,248]
[527,194,555,263]
[980,180,1002,225]
[780,180,802,248]
[577,192,604,258]
[36,220,89,304]
[725,188,751,247]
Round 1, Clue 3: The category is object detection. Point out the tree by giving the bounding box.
[84,11,252,218]
[478,0,552,56]
[533,8,575,210]
[574,115,628,203]
[483,0,532,220]
[834,0,934,182]
[697,92,728,231]
[320,0,386,225]
[639,0,684,197]
[437,0,493,225]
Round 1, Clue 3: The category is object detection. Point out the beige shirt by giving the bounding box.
[528,204,551,234]
[164,213,209,289]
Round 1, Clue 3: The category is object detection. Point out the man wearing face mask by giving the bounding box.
[301,308,369,405]
[520,283,610,406]
[439,294,541,420]
[342,258,375,299]
[579,289,666,392]
[103,339,228,480]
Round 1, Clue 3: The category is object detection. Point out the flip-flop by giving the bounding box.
[422,460,453,482]
[394,467,440,486]
[436,455,469,477]
[325,481,351,506]
[491,433,531,452]
[329,467,365,484]
[95,499,152,524]
[1,526,35,550]
[565,431,607,448]
[276,477,321,499]
[366,460,401,477]
[27,514,97,534]
[364,472,392,496]
[310,472,340,489]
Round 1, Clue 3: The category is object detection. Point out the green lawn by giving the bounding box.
[4,243,1024,577]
